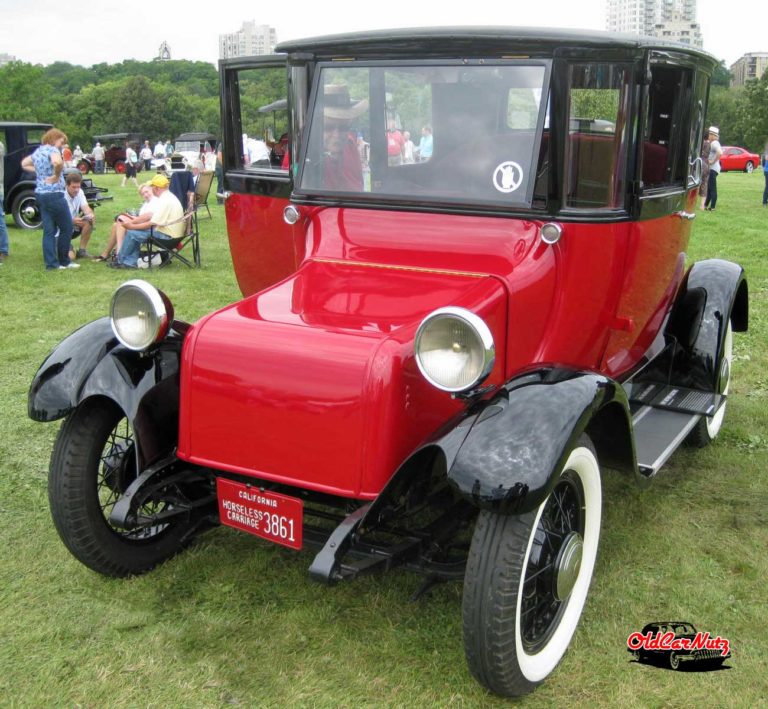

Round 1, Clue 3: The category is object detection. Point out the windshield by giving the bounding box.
[298,62,550,208]
[176,141,201,153]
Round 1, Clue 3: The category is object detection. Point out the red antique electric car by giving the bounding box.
[29,29,748,697]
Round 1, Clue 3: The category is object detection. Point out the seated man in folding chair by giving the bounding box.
[109,173,185,270]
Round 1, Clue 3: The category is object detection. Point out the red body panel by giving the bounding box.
[178,258,507,498]
[184,195,692,498]
[225,192,307,296]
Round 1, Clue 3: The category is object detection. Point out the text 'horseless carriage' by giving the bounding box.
[29,28,747,697]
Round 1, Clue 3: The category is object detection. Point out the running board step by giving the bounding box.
[632,407,701,478]
[629,382,723,416]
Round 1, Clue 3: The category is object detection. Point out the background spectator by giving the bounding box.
[0,139,8,264]
[92,142,105,174]
[21,127,79,270]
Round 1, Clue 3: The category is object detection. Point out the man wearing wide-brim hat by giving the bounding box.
[108,173,186,269]
[704,126,722,211]
[318,84,368,192]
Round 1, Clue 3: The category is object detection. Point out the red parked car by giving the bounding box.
[719,145,761,172]
[29,28,748,698]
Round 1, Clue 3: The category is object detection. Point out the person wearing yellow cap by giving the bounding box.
[108,173,185,269]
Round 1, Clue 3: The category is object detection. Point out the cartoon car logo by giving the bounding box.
[627,621,731,670]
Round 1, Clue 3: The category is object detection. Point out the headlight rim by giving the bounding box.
[110,279,173,351]
[415,306,495,393]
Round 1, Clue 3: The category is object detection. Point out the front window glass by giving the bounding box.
[565,63,631,209]
[25,128,46,146]
[298,62,550,208]
[237,66,289,172]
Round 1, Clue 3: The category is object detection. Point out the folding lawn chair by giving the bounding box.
[194,170,215,220]
[142,208,200,268]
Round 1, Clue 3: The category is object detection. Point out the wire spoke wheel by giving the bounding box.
[96,417,169,540]
[462,435,601,697]
[49,398,195,577]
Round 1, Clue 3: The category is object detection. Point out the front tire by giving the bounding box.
[11,190,42,230]
[462,436,602,697]
[49,398,195,577]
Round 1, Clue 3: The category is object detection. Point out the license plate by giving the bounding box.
[216,478,303,550]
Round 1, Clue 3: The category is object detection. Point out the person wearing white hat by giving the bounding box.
[704,126,722,211]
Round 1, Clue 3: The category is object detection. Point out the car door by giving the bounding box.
[220,56,308,296]
[600,53,706,376]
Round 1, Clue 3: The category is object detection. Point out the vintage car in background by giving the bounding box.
[77,132,144,174]
[719,145,761,173]
[1,122,111,229]
[29,29,747,697]
[167,132,218,171]
[2,121,50,228]
[628,621,731,669]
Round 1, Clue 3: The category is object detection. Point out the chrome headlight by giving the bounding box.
[110,279,173,351]
[415,307,495,392]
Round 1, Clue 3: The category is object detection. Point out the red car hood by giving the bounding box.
[177,258,506,498]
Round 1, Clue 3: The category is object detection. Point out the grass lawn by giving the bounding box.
[0,171,766,707]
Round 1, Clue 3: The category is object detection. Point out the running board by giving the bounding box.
[632,407,700,477]
[628,382,723,416]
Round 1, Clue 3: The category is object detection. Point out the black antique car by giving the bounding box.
[628,621,731,669]
[1,122,111,229]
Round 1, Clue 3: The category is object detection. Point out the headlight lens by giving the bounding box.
[415,307,495,392]
[110,279,173,351]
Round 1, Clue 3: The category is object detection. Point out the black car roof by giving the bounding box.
[0,122,52,129]
[175,132,217,141]
[276,26,717,67]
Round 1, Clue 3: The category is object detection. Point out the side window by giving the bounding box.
[565,63,630,209]
[642,64,694,189]
[237,66,289,172]
[25,128,45,145]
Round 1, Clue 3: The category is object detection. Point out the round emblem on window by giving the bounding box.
[492,161,524,194]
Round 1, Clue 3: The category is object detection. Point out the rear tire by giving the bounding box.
[113,160,126,174]
[49,398,194,577]
[462,436,602,697]
[745,161,754,173]
[687,321,733,447]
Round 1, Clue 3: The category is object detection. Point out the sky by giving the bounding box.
[0,0,760,70]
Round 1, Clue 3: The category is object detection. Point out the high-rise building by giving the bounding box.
[730,53,768,86]
[219,22,277,59]
[606,0,702,48]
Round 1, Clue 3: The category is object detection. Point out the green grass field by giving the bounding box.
[1,172,766,707]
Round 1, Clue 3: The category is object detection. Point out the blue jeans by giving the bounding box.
[37,191,73,268]
[95,160,105,174]
[0,193,9,255]
[763,171,768,205]
[704,170,718,210]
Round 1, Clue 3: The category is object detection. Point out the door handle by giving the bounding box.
[675,211,696,221]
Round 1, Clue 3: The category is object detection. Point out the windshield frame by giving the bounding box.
[293,58,553,212]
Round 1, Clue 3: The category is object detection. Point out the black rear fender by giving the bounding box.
[666,259,748,391]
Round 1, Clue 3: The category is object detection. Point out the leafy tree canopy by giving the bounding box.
[0,58,220,149]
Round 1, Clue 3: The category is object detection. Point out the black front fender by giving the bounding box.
[28,316,187,465]
[439,369,635,514]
